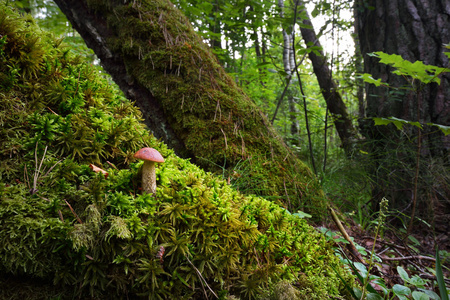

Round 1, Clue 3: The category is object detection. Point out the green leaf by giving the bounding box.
[255,62,272,68]
[409,275,427,288]
[393,284,411,296]
[427,123,450,135]
[367,292,383,300]
[174,270,191,288]
[373,117,394,127]
[370,51,448,84]
[311,7,319,18]
[293,211,312,219]
[353,287,363,299]
[436,247,450,300]
[389,117,423,130]
[412,291,430,300]
[355,244,367,256]
[418,288,440,300]
[359,73,385,87]
[373,117,422,130]
[330,264,359,299]
[408,235,421,246]
[397,266,410,282]
[277,70,289,77]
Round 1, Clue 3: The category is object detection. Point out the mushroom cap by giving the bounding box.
[134,147,165,163]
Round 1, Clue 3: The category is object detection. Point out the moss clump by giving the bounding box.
[0,3,353,299]
[80,0,327,216]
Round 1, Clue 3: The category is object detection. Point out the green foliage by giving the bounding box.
[373,117,450,136]
[367,52,448,85]
[0,3,353,299]
[362,52,450,137]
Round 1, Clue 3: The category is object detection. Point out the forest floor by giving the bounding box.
[323,214,450,296]
[1,220,449,299]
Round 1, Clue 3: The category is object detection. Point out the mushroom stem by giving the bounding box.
[134,147,164,194]
[142,160,156,194]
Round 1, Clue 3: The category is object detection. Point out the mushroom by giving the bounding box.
[134,147,165,194]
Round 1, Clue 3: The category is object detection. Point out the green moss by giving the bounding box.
[82,0,327,216]
[0,3,354,299]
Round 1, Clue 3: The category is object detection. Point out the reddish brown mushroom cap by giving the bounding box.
[134,147,164,163]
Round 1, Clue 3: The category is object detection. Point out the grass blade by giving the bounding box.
[436,247,449,300]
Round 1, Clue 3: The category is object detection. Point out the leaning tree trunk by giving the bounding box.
[53,0,327,214]
[356,0,450,227]
[297,1,359,156]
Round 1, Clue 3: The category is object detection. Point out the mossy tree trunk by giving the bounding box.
[356,0,450,225]
[53,0,327,214]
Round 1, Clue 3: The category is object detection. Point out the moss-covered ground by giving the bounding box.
[0,3,353,299]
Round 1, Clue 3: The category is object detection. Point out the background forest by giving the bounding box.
[1,0,449,299]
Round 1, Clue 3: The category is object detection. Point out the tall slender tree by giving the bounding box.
[277,0,300,139]
[297,0,359,155]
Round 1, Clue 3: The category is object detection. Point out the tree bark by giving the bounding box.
[353,3,365,119]
[356,0,450,222]
[277,0,300,140]
[297,1,359,155]
[53,0,326,214]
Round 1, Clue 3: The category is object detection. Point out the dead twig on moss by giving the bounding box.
[185,255,218,299]
[64,199,83,224]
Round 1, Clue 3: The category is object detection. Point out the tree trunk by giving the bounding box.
[208,0,222,50]
[297,1,359,155]
[277,0,300,141]
[53,0,326,214]
[353,3,365,119]
[356,0,450,225]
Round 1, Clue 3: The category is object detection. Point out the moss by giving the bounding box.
[0,3,354,299]
[82,0,327,216]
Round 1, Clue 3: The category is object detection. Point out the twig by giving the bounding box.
[47,106,59,115]
[106,161,119,170]
[185,255,218,299]
[381,255,436,262]
[392,247,426,273]
[419,273,450,284]
[361,237,408,250]
[24,164,30,190]
[32,144,48,194]
[329,207,365,264]
[64,199,83,224]
[58,210,64,222]
[43,159,62,177]
[220,128,227,149]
